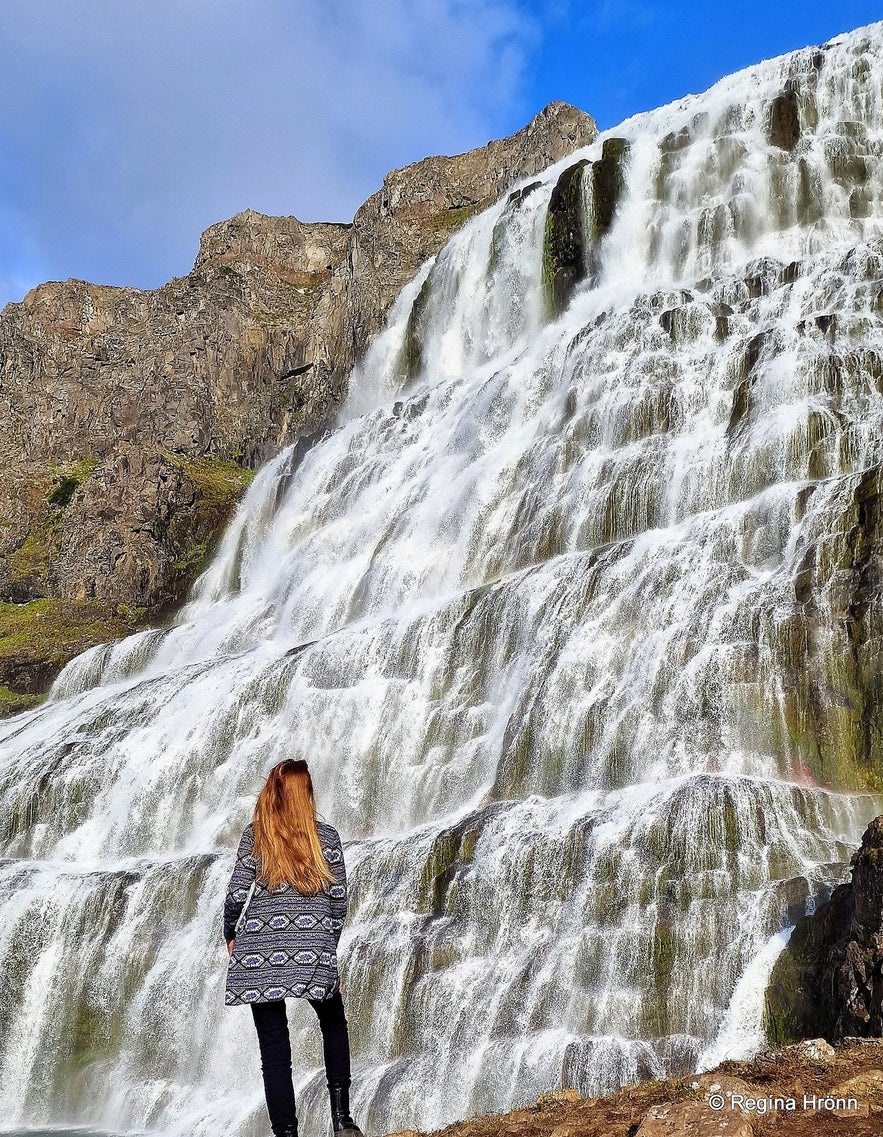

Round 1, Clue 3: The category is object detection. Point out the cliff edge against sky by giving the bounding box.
[0,102,596,712]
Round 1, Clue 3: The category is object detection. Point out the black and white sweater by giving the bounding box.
[223,819,348,1005]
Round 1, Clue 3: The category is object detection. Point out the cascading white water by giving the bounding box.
[3,22,883,1137]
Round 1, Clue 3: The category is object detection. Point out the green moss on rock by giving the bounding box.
[0,685,45,716]
[0,452,254,712]
[6,459,99,598]
[47,459,98,509]
[161,452,256,598]
[0,598,147,712]
[543,159,589,320]
[398,276,433,383]
[7,531,58,595]
[425,203,481,236]
[590,137,629,240]
[164,452,255,505]
[543,139,629,320]
[764,929,812,1046]
[782,465,883,791]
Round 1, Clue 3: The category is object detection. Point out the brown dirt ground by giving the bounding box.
[386,1039,883,1137]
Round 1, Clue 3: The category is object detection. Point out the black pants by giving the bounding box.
[250,991,351,1134]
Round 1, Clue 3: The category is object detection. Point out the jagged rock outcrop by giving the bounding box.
[0,102,596,707]
[542,136,628,317]
[764,814,883,1044]
[0,217,349,613]
[542,159,589,317]
[769,87,802,150]
[589,136,629,242]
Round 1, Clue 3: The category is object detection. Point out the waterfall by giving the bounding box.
[3,21,883,1136]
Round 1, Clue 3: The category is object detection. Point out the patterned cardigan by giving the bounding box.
[223,819,348,1005]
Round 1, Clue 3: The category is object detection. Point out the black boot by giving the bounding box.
[276,1124,298,1137]
[329,1084,363,1135]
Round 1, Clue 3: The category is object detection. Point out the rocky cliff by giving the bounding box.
[0,102,596,711]
[765,814,883,1045]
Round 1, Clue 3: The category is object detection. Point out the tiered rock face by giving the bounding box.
[764,814,883,1044]
[0,103,597,708]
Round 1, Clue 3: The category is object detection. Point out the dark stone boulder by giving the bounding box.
[507,180,542,208]
[543,159,590,318]
[399,276,433,382]
[853,818,883,933]
[764,815,883,1044]
[768,89,801,150]
[590,137,629,239]
[542,137,629,318]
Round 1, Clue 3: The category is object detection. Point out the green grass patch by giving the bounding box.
[6,531,55,588]
[162,452,255,505]
[0,686,45,716]
[425,203,481,235]
[0,598,147,715]
[161,452,256,589]
[46,459,98,509]
[0,597,144,664]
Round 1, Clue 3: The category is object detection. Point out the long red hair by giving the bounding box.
[252,759,335,893]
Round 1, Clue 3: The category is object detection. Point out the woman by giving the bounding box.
[223,758,363,1137]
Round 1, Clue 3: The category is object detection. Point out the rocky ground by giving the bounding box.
[388,1038,883,1137]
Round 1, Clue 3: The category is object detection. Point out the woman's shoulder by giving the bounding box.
[316,819,341,844]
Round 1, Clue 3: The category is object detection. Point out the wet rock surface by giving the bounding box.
[542,136,628,317]
[589,136,629,242]
[765,815,883,1045]
[769,89,802,150]
[543,159,590,317]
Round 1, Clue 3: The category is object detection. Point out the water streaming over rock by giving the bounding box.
[4,22,883,1137]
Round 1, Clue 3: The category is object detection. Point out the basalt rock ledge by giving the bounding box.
[764,814,883,1045]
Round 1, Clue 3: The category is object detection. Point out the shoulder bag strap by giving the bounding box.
[234,880,257,934]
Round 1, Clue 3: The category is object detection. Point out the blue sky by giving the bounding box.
[0,1,880,307]
[515,2,883,135]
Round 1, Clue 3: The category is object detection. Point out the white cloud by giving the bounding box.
[0,0,537,305]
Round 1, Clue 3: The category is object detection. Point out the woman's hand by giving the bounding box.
[226,938,235,955]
